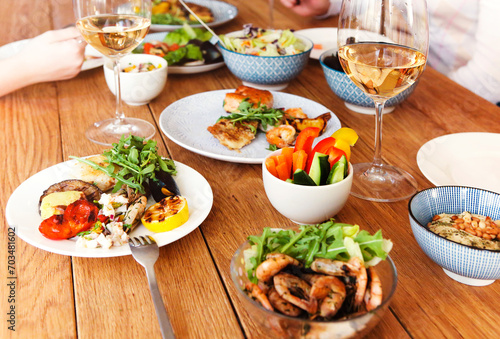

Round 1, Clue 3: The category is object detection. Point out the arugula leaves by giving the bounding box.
[244,220,393,283]
[219,100,284,133]
[71,135,176,194]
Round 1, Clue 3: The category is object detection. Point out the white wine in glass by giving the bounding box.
[74,0,155,146]
[337,0,429,202]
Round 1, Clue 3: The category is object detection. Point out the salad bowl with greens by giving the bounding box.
[230,220,397,338]
[218,25,313,90]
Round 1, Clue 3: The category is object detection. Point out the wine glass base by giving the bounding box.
[350,162,418,202]
[86,117,156,146]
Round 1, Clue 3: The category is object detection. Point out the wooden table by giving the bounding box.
[1,1,499,338]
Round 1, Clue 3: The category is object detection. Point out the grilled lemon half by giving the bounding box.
[141,196,189,233]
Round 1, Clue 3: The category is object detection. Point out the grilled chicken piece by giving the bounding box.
[207,119,259,151]
[223,86,274,112]
[73,155,119,192]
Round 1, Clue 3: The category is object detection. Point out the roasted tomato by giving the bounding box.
[64,199,99,236]
[38,199,99,240]
[39,215,72,240]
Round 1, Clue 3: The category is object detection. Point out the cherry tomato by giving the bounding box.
[39,214,72,240]
[64,199,99,236]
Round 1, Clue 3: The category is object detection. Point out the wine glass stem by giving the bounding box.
[372,99,386,168]
[113,58,125,123]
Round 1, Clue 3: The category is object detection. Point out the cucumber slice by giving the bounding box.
[293,169,317,186]
[326,161,345,184]
[286,178,294,184]
[308,152,330,185]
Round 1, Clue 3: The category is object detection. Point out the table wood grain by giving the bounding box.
[1,0,499,338]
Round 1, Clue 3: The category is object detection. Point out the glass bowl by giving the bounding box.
[230,240,398,339]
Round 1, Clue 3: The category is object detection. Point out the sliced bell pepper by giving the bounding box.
[327,147,347,169]
[333,138,351,162]
[305,137,336,173]
[143,42,153,54]
[294,127,320,155]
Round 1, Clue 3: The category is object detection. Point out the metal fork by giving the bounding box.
[129,236,175,339]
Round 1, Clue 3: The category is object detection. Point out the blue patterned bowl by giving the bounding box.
[218,32,313,90]
[319,49,416,114]
[408,186,500,286]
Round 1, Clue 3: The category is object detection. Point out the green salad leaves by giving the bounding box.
[244,220,393,283]
[219,100,284,133]
[71,135,176,194]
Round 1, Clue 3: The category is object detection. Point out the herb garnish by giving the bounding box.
[244,220,393,283]
[219,100,284,133]
[71,135,176,194]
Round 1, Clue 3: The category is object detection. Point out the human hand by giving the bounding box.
[280,0,331,17]
[20,27,87,84]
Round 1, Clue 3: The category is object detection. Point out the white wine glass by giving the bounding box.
[74,0,155,146]
[337,0,429,202]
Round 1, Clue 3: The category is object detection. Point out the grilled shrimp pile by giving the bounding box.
[245,253,382,320]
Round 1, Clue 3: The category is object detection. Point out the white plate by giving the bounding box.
[5,160,213,257]
[296,27,337,60]
[0,39,104,71]
[159,90,342,164]
[140,32,224,74]
[416,132,500,193]
[150,0,238,32]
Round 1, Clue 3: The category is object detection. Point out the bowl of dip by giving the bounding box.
[408,186,500,286]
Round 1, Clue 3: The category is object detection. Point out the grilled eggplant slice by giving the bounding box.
[38,179,102,214]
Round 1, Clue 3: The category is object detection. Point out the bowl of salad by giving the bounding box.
[219,25,313,91]
[230,221,397,339]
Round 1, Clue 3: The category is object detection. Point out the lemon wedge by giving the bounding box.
[141,196,189,233]
[331,127,359,146]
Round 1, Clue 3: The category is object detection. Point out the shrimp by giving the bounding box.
[364,267,383,311]
[245,282,274,312]
[273,272,318,315]
[266,125,296,148]
[284,107,307,119]
[256,253,301,282]
[311,257,367,310]
[303,274,346,318]
[267,287,303,317]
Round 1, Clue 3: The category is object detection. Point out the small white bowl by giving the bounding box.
[103,54,168,106]
[262,149,353,224]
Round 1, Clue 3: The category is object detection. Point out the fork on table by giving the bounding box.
[129,236,176,339]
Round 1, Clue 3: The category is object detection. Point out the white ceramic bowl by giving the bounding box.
[262,149,353,224]
[408,186,500,286]
[218,31,313,91]
[103,54,168,106]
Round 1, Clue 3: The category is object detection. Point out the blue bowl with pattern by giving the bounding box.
[320,49,416,114]
[218,31,313,91]
[408,186,500,286]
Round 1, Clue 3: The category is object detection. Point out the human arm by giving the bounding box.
[0,27,86,97]
[447,0,500,104]
[279,0,342,18]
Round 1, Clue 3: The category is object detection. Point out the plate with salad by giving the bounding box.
[133,25,225,74]
[5,137,214,258]
[159,89,341,164]
[150,0,238,32]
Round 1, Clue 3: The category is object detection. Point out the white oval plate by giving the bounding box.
[0,39,104,71]
[159,90,342,164]
[295,27,337,60]
[139,32,224,74]
[416,132,500,193]
[150,0,238,32]
[5,160,213,257]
